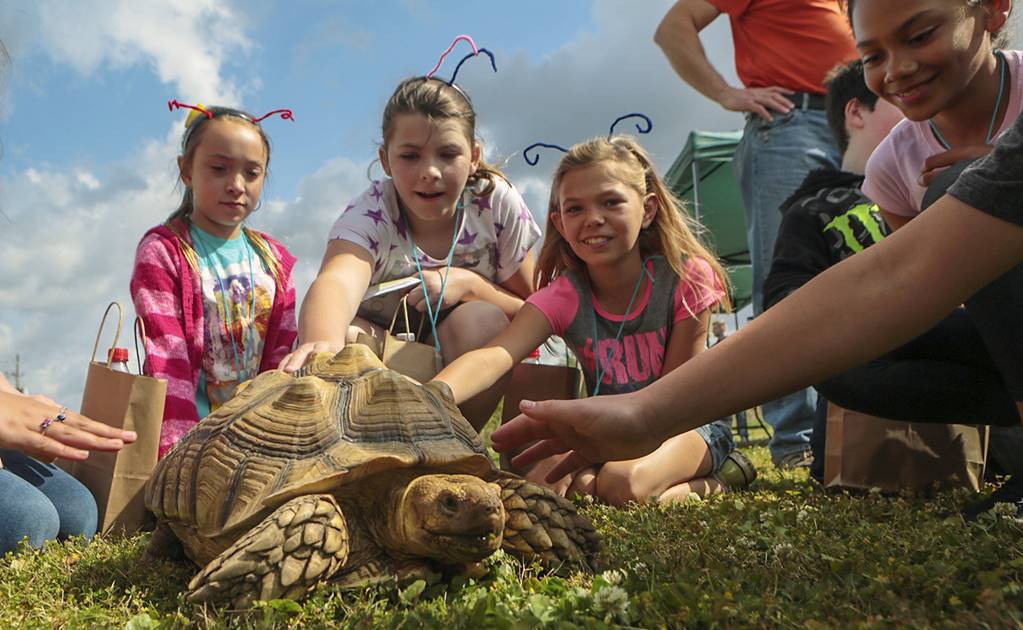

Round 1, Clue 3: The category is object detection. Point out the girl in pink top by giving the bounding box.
[131,105,297,457]
[433,137,752,505]
[856,0,1017,229]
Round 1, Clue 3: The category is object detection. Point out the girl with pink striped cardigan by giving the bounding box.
[131,104,297,457]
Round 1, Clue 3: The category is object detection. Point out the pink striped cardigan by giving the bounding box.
[130,218,297,457]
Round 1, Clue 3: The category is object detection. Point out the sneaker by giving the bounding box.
[960,475,1023,522]
[772,447,814,470]
[716,450,757,491]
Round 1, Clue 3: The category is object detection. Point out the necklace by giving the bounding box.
[403,192,465,357]
[190,225,258,384]
[928,51,1007,150]
[589,258,653,397]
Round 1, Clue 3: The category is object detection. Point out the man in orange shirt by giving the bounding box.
[655,0,857,469]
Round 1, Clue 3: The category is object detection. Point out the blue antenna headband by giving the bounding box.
[523,112,653,166]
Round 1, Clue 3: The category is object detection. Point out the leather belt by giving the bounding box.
[792,91,826,111]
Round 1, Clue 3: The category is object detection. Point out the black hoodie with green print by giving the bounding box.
[763,168,889,311]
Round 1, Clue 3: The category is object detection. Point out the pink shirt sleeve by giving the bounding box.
[525,276,580,336]
[673,257,726,323]
[862,130,921,218]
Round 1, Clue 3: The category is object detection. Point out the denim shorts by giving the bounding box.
[694,420,735,474]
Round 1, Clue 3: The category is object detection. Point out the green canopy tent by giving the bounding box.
[664,130,753,313]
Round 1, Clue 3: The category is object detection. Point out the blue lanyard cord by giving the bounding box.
[590,258,654,397]
[191,227,258,383]
[929,50,1006,150]
[405,193,465,356]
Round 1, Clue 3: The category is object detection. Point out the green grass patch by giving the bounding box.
[4,444,1023,628]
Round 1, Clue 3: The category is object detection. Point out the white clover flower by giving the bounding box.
[601,569,624,586]
[992,502,1019,519]
[796,509,810,524]
[773,542,794,559]
[593,585,630,622]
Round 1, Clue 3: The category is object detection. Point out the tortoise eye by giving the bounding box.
[441,493,459,513]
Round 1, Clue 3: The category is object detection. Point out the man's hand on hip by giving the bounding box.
[717,85,795,121]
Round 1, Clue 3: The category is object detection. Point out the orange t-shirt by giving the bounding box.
[709,0,858,94]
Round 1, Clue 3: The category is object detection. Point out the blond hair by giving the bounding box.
[381,76,506,195]
[535,135,731,312]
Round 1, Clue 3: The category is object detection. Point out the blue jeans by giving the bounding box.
[695,420,736,474]
[0,449,98,555]
[733,107,841,462]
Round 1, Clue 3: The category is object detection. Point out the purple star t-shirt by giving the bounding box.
[328,178,541,287]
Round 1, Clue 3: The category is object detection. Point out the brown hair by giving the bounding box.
[535,136,731,313]
[166,108,282,285]
[381,76,505,196]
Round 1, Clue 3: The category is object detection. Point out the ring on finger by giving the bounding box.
[55,406,68,423]
[39,417,55,434]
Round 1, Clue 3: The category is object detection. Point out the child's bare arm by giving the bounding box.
[431,304,552,404]
[660,309,711,374]
[281,240,373,371]
[407,252,537,319]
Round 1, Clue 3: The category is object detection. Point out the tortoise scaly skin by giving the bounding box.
[145,345,600,608]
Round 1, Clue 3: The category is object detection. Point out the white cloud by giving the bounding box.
[457,0,740,223]
[2,0,251,104]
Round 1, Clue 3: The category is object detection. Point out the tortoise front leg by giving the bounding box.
[187,495,350,609]
[492,476,601,572]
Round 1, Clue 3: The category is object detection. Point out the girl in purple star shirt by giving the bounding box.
[282,76,541,431]
[432,136,754,505]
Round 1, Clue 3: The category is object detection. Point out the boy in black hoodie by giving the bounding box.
[763,61,1023,491]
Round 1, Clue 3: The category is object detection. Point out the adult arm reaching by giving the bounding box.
[491,195,1023,481]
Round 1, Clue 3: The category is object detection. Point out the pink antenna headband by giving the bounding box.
[167,99,296,127]
[425,34,498,85]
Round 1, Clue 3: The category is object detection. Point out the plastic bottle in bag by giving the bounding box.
[108,347,131,373]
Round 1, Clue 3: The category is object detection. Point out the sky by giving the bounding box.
[0,0,748,403]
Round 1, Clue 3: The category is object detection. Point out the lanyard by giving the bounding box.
[404,193,465,356]
[929,50,1007,150]
[590,258,653,396]
[191,226,258,383]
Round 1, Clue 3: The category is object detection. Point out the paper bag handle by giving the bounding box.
[133,317,151,376]
[387,294,427,340]
[90,302,124,363]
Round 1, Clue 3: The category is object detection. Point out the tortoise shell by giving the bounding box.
[145,344,494,541]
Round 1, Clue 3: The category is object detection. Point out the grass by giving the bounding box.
[4,431,1023,628]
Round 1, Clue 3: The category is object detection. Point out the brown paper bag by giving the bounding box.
[68,303,166,535]
[359,295,442,384]
[499,351,585,474]
[823,403,987,493]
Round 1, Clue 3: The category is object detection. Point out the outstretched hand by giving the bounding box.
[280,341,345,373]
[0,391,135,465]
[490,394,664,483]
[717,85,794,122]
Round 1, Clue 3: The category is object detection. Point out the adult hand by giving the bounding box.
[407,268,475,313]
[280,340,345,373]
[918,145,992,187]
[490,394,664,483]
[717,85,794,122]
[0,391,136,465]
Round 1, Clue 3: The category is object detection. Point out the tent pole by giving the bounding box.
[691,162,701,221]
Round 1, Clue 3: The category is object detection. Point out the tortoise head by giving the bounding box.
[393,474,504,562]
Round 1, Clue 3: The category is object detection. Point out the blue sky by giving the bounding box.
[0,0,744,402]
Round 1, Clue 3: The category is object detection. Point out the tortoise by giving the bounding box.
[144,344,600,608]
